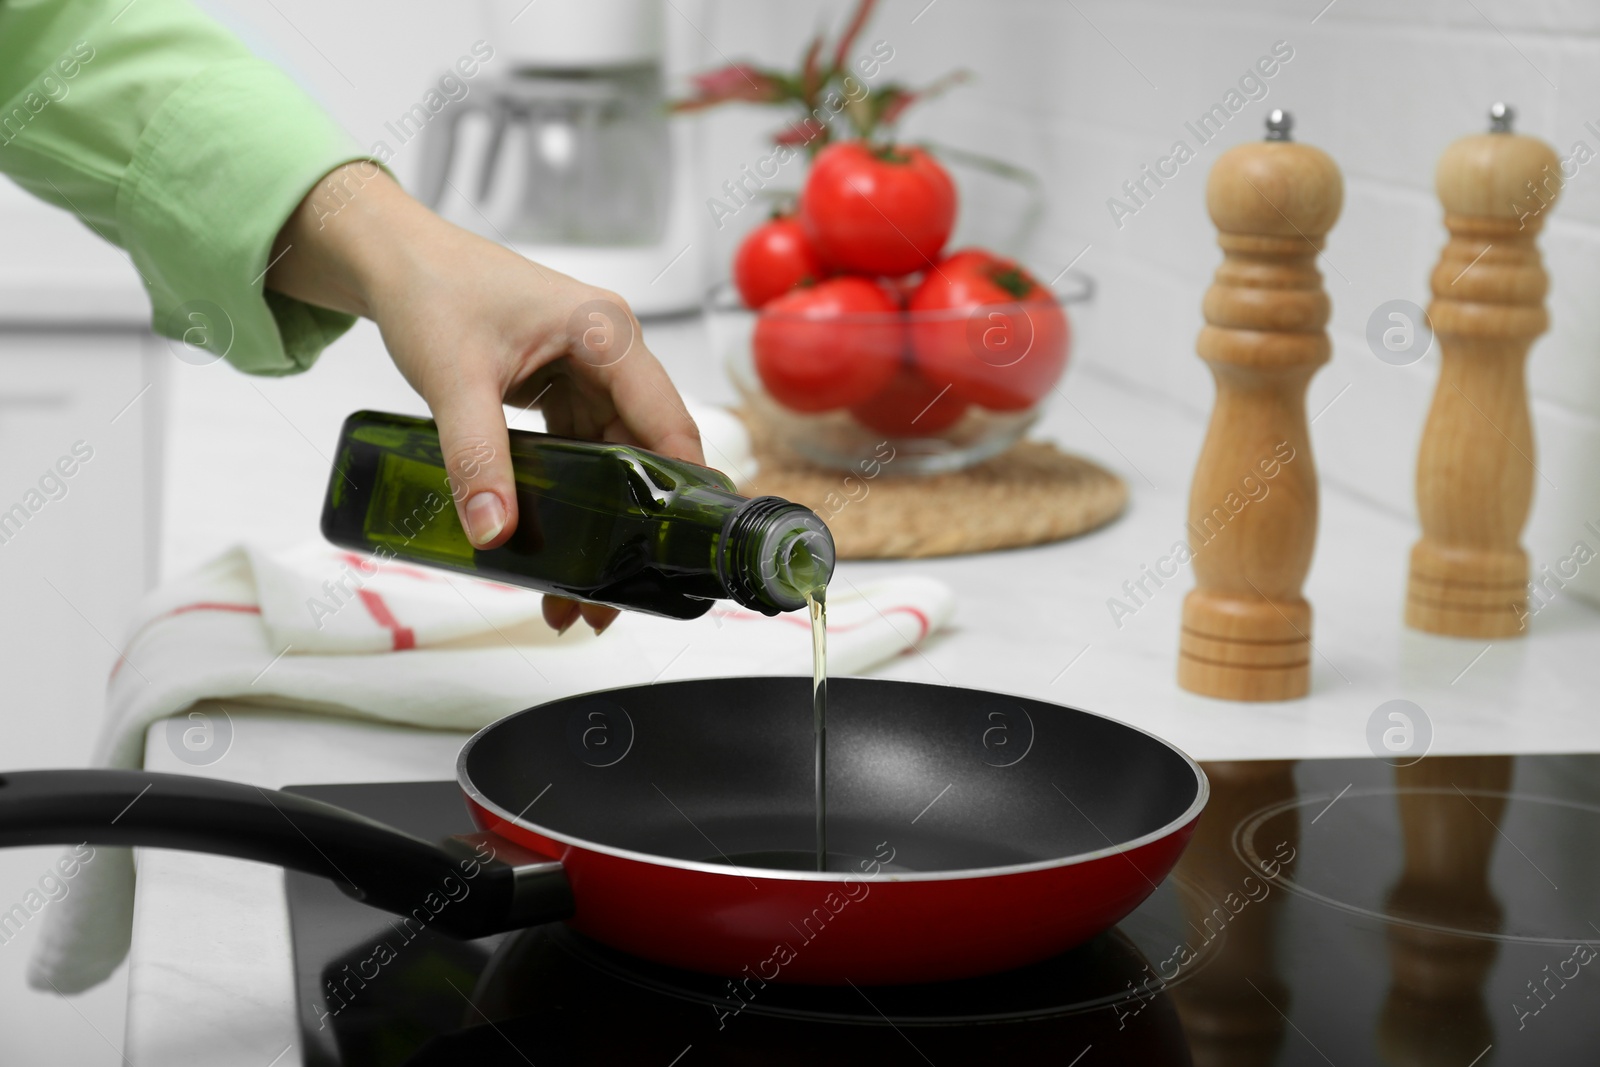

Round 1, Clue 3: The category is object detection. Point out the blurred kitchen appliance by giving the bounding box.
[417,0,705,316]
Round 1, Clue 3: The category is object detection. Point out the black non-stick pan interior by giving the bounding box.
[462,677,1200,873]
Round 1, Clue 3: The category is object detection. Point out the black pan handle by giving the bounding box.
[0,770,574,939]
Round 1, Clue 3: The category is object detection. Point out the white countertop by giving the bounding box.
[125,319,1600,1064]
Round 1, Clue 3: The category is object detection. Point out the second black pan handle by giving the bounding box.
[0,769,574,939]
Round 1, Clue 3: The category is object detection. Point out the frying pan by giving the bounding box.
[0,677,1205,985]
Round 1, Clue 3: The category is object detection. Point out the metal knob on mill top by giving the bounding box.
[1405,104,1560,637]
[1178,110,1343,702]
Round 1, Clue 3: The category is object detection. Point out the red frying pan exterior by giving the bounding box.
[458,676,1206,985]
[467,797,1198,985]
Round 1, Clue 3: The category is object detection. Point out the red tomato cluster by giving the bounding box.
[738,141,1069,434]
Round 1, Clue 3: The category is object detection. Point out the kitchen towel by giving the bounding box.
[30,541,954,993]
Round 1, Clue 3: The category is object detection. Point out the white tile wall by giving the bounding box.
[69,0,1599,609]
[39,0,1591,651]
[689,0,1600,606]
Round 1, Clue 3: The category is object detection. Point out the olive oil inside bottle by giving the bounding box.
[321,411,834,621]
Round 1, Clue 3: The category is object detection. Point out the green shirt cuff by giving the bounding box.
[118,57,369,375]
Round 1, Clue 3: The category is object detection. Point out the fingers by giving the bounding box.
[543,595,581,634]
[598,341,705,464]
[560,294,703,465]
[425,370,517,549]
[519,365,615,443]
[542,595,620,635]
[513,285,703,465]
[578,603,620,634]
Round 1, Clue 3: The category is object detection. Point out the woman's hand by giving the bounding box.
[266,162,703,634]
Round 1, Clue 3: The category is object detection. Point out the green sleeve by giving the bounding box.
[0,0,377,375]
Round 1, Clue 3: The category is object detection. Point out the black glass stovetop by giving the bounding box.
[287,754,1600,1065]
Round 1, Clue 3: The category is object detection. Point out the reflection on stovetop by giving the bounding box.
[288,755,1600,1066]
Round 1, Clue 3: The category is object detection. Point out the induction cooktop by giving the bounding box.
[286,753,1600,1065]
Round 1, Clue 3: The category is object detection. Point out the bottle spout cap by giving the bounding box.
[763,516,835,610]
[1489,102,1514,133]
[719,497,834,614]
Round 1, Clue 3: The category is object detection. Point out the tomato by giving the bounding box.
[752,277,903,413]
[908,249,1069,411]
[733,216,829,308]
[798,142,956,277]
[851,367,968,437]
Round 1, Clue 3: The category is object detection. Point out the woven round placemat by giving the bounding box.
[736,416,1128,560]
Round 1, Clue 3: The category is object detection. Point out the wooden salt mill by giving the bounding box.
[1407,104,1559,637]
[1179,111,1342,701]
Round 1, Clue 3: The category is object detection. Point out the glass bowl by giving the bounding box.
[708,270,1092,476]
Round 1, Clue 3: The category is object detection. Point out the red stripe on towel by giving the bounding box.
[164,601,261,618]
[357,589,415,651]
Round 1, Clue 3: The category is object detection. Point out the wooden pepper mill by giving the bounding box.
[1407,104,1559,637]
[1179,111,1342,701]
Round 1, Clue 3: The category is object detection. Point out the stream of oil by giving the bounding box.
[807,589,827,872]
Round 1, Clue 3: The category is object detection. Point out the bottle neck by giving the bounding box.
[718,497,835,615]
